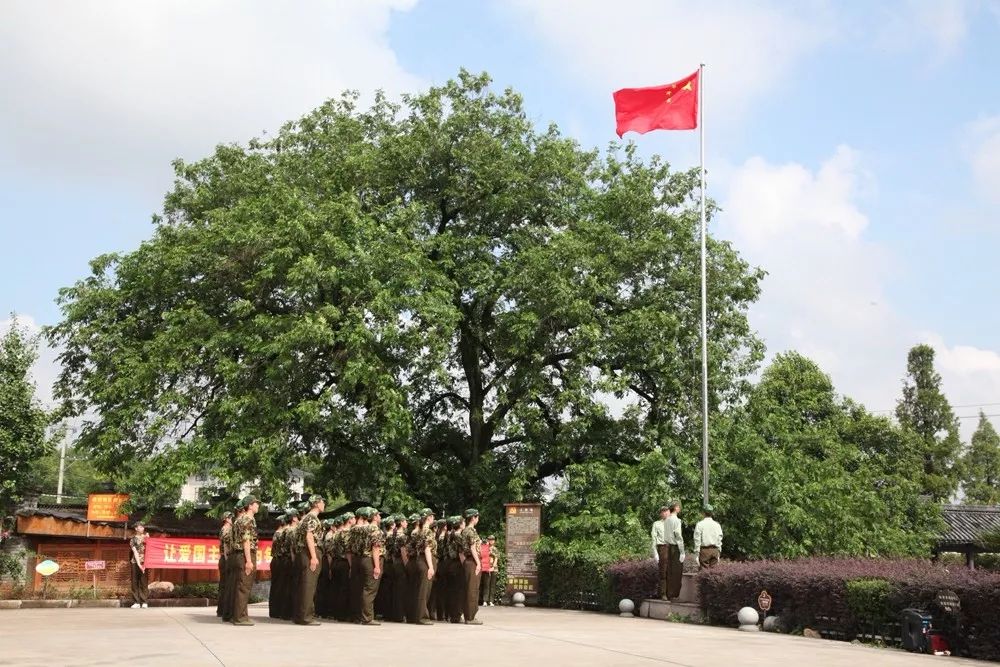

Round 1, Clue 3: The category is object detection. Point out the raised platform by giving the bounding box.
[639,599,702,622]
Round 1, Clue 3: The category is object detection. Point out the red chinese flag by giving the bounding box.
[613,70,699,137]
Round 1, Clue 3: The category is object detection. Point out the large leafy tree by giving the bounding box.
[714,352,939,559]
[961,412,1000,504]
[0,318,53,509]
[895,344,962,501]
[50,71,763,510]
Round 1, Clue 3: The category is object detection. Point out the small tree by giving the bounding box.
[0,317,53,510]
[961,412,1000,504]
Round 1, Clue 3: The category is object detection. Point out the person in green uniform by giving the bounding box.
[651,505,671,600]
[268,514,286,618]
[231,495,260,626]
[460,509,483,625]
[693,504,723,570]
[664,501,685,601]
[330,513,352,622]
[293,494,325,625]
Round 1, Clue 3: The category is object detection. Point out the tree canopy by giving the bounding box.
[49,71,763,511]
[961,412,1000,505]
[0,318,53,509]
[896,344,962,501]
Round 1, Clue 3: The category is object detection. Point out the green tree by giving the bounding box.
[29,441,104,501]
[895,344,962,500]
[49,71,763,510]
[714,352,939,559]
[961,412,1000,504]
[0,317,53,509]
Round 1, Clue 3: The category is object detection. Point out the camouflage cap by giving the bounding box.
[703,503,715,513]
[284,508,299,519]
[463,508,479,519]
[434,519,445,528]
[419,507,435,518]
[222,511,234,520]
[448,515,462,527]
[323,518,335,527]
[356,507,374,519]
[240,494,260,507]
[308,494,325,506]
[381,517,392,528]
[408,513,420,523]
[332,515,345,526]
[341,512,355,523]
[297,501,310,512]
[277,515,287,526]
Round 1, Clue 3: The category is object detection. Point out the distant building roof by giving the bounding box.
[938,504,1000,550]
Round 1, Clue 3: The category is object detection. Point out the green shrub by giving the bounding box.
[173,582,219,599]
[845,578,895,630]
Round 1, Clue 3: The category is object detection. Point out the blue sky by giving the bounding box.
[1,0,999,434]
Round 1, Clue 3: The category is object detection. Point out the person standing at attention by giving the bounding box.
[693,504,723,570]
[129,521,148,609]
[664,501,685,601]
[650,505,671,600]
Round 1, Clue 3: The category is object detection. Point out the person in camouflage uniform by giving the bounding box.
[277,509,299,620]
[231,495,260,626]
[374,515,393,620]
[405,509,436,625]
[460,509,483,625]
[428,518,447,620]
[315,517,336,619]
[128,521,148,608]
[386,514,409,622]
[216,512,233,618]
[347,508,369,622]
[330,512,353,622]
[288,501,310,617]
[267,514,286,618]
[444,515,467,623]
[293,494,325,625]
[222,504,245,622]
[348,507,384,625]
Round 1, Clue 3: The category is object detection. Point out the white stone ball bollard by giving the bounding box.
[737,606,760,632]
[512,592,526,608]
[619,599,635,617]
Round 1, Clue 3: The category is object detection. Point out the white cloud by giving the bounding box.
[966,116,1000,204]
[718,147,1000,439]
[503,0,834,120]
[0,0,422,191]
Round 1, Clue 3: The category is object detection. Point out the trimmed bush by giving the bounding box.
[605,559,658,613]
[536,550,615,611]
[696,558,1000,661]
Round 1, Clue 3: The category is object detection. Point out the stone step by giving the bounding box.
[639,599,703,622]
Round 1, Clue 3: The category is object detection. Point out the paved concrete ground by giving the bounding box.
[0,604,991,667]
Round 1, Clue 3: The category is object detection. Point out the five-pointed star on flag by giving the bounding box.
[666,81,694,103]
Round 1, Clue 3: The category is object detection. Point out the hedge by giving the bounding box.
[536,550,616,612]
[696,558,1000,661]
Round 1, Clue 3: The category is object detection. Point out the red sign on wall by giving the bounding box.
[144,537,272,571]
[84,560,106,571]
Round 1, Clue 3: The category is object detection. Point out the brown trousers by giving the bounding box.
[479,571,496,604]
[699,546,721,570]
[331,557,351,621]
[462,559,481,622]
[358,555,381,623]
[408,557,432,622]
[129,561,148,605]
[232,551,257,623]
[444,558,464,621]
[665,545,682,600]
[293,550,319,623]
[656,545,669,597]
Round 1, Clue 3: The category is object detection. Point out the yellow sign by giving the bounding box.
[87,493,130,522]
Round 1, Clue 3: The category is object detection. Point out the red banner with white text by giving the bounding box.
[144,537,272,571]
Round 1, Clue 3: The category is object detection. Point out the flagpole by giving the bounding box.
[699,63,709,508]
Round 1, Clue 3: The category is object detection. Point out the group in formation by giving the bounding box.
[215,494,497,626]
